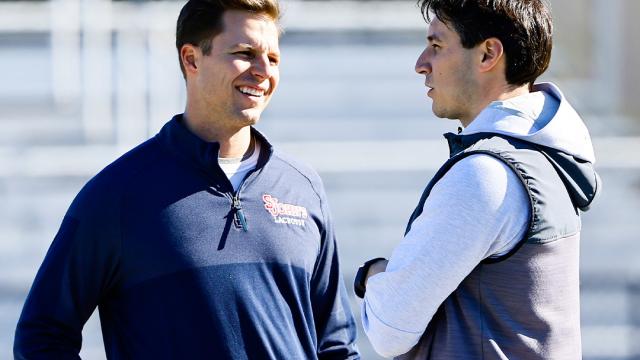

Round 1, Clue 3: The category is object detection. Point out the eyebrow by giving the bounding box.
[427,33,443,43]
[233,43,279,55]
[233,43,254,50]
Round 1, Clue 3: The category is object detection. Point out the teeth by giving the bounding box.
[238,86,264,97]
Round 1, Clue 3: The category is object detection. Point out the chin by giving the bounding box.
[432,106,447,119]
[432,106,457,121]
[237,109,263,126]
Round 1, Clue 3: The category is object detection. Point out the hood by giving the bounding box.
[462,82,600,211]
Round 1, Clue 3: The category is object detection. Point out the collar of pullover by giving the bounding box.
[156,114,274,185]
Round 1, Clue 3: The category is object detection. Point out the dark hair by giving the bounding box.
[176,0,280,77]
[418,0,553,86]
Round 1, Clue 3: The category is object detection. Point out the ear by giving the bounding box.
[478,37,504,73]
[180,44,201,76]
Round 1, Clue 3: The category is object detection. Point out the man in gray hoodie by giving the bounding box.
[353,0,600,358]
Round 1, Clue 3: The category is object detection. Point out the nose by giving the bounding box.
[251,55,276,80]
[415,48,432,75]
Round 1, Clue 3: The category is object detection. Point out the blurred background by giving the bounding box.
[1,0,639,358]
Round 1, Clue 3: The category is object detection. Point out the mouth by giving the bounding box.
[425,85,434,97]
[237,85,267,98]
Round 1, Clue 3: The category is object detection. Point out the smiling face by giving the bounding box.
[187,10,280,133]
[415,17,480,124]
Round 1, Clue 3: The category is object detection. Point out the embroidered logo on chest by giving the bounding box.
[262,194,308,227]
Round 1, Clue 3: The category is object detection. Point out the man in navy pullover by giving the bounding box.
[14,0,359,359]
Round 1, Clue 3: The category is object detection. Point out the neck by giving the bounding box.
[182,110,253,159]
[218,128,253,158]
[460,83,530,127]
[494,83,531,102]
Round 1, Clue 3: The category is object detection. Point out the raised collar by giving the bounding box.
[443,132,495,158]
[156,114,273,183]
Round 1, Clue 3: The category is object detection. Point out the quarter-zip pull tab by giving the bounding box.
[232,194,248,232]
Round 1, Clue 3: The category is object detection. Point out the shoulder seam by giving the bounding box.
[271,153,324,215]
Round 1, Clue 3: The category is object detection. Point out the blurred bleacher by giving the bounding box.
[1,1,639,359]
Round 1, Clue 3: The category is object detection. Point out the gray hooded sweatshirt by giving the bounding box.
[362,83,600,359]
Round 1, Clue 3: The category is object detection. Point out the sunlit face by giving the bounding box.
[193,10,280,130]
[415,18,479,123]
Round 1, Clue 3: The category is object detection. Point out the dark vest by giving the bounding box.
[397,133,582,359]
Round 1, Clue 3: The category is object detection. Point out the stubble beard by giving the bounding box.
[433,61,478,121]
[433,98,472,121]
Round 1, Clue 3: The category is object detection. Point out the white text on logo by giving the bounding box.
[263,194,308,227]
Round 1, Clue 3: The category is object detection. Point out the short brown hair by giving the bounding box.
[176,0,280,77]
[418,0,553,87]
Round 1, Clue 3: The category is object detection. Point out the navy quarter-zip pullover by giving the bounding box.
[14,115,359,360]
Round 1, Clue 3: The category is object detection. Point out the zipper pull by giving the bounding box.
[232,195,248,232]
